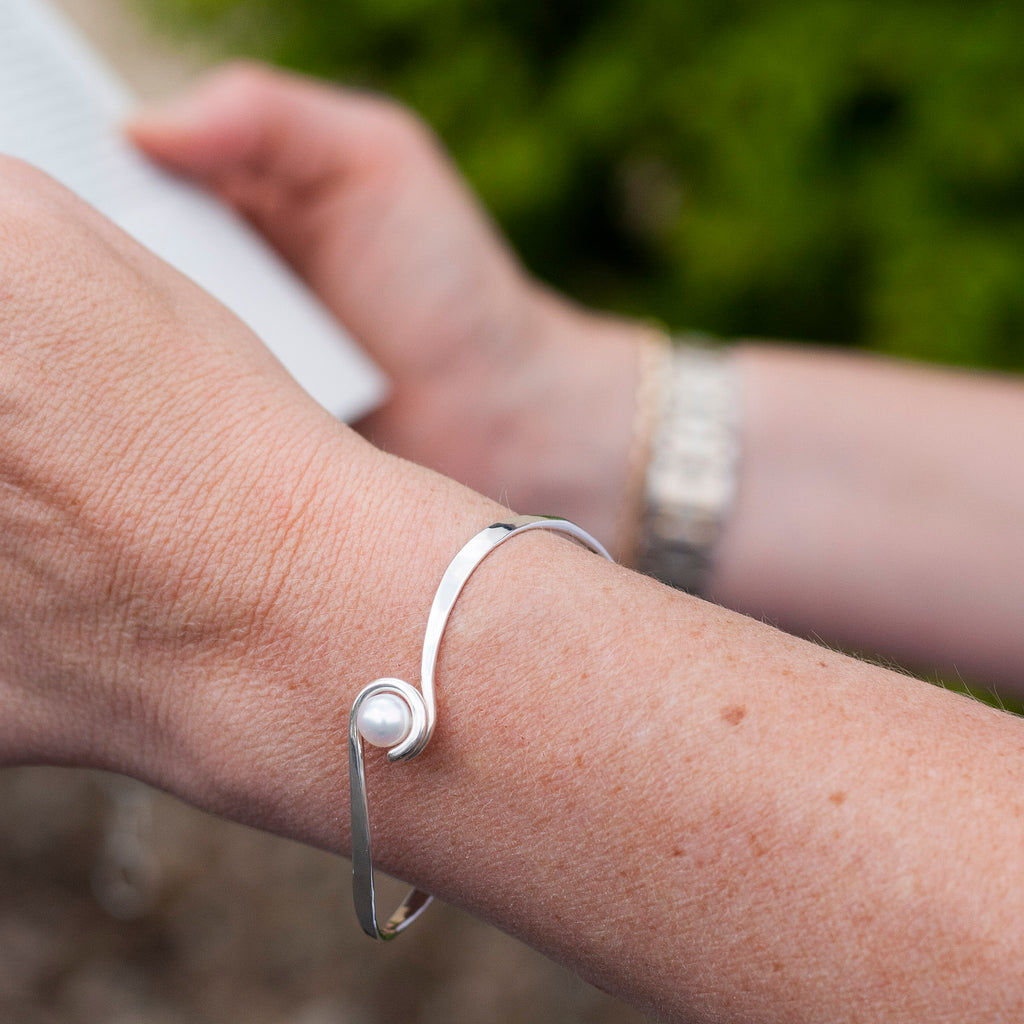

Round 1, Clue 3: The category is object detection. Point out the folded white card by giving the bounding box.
[0,0,386,421]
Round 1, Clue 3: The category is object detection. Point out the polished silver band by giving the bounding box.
[635,343,740,596]
[348,514,612,940]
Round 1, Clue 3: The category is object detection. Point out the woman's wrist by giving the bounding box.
[477,286,662,560]
[161,432,511,849]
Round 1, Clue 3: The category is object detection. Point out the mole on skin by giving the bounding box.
[721,705,746,726]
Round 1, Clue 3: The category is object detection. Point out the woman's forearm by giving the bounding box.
[458,308,1024,691]
[165,445,1024,1024]
[713,344,1024,690]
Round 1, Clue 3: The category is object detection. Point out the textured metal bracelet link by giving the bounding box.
[348,514,612,940]
[635,342,740,596]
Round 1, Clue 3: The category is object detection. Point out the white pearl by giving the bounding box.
[357,692,413,748]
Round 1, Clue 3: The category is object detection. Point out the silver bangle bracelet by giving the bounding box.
[348,514,613,940]
[635,342,740,597]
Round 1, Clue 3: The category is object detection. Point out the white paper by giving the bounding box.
[0,0,386,421]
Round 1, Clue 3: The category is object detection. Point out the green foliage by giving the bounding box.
[143,0,1024,367]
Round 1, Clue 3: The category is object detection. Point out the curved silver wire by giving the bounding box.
[347,514,612,940]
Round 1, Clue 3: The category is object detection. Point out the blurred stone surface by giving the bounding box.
[0,768,649,1022]
[2,5,652,1022]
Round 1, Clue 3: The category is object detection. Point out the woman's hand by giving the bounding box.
[0,156,377,791]
[129,64,652,556]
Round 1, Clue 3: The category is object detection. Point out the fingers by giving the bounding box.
[127,61,445,279]
[128,59,532,386]
[128,61,425,196]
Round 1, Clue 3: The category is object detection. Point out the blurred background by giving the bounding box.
[5,0,1024,1021]
[147,0,1024,370]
